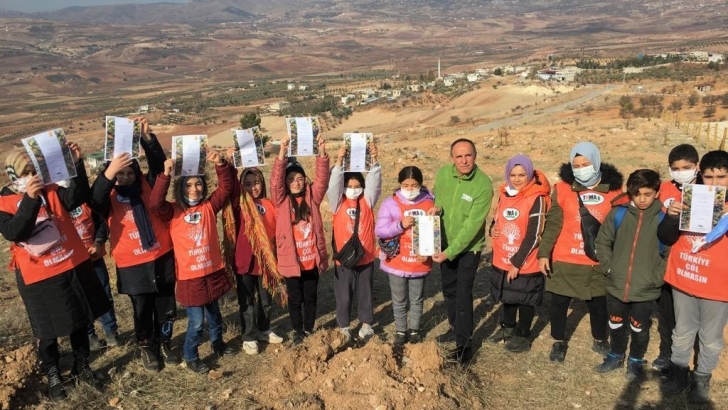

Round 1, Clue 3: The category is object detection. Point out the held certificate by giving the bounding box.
[104,116,141,160]
[680,183,727,234]
[172,135,208,176]
[412,216,442,256]
[286,117,320,157]
[342,133,373,172]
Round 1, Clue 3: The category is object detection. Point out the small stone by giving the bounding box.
[4,356,13,363]
[286,401,294,408]
[109,397,121,406]
[417,385,425,392]
[585,391,591,396]
[221,388,233,399]
[527,370,534,376]
[130,390,139,397]
[208,370,223,381]
[293,372,307,383]
[325,379,334,388]
[572,404,582,409]
[375,406,389,410]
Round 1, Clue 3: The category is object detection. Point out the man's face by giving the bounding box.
[451,141,476,176]
[701,167,728,188]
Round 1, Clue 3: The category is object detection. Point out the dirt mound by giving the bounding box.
[255,330,483,410]
[0,344,36,410]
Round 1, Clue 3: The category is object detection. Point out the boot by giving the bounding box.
[504,327,531,353]
[71,357,99,388]
[46,365,66,401]
[185,359,210,374]
[625,357,646,381]
[549,341,567,362]
[140,345,161,372]
[488,324,515,344]
[594,352,625,374]
[688,372,712,404]
[591,339,610,358]
[159,342,179,364]
[660,362,690,395]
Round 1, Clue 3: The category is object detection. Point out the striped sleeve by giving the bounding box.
[510,196,547,270]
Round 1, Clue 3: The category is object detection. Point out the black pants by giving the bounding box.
[285,267,319,334]
[38,328,89,372]
[549,292,607,341]
[440,251,480,348]
[236,274,273,341]
[503,304,536,334]
[334,262,374,328]
[129,284,177,346]
[607,294,653,359]
[656,283,675,358]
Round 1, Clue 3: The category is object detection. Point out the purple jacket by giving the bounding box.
[375,188,434,277]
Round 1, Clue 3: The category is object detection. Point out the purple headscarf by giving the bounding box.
[505,154,534,189]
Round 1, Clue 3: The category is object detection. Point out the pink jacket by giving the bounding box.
[270,155,330,277]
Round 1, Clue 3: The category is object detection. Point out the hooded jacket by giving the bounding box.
[595,194,666,302]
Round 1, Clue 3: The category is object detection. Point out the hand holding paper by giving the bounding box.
[163,159,174,177]
[25,175,44,200]
[104,153,134,181]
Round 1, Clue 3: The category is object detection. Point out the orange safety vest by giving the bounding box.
[493,192,544,273]
[168,202,224,281]
[659,181,682,213]
[332,196,376,267]
[292,197,317,271]
[665,231,728,302]
[68,203,106,258]
[0,190,89,284]
[383,195,434,274]
[107,179,172,268]
[255,198,276,240]
[552,182,621,265]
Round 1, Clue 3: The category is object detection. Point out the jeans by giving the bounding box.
[440,251,480,348]
[671,288,728,373]
[38,328,89,372]
[236,274,273,341]
[606,294,653,359]
[334,262,374,328]
[389,274,426,333]
[183,301,223,362]
[87,258,119,337]
[549,292,607,341]
[128,282,176,346]
[284,267,319,334]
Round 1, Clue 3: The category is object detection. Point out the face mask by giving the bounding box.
[56,179,70,188]
[401,188,420,201]
[345,188,363,200]
[572,165,597,185]
[505,187,519,196]
[185,197,201,207]
[12,175,31,194]
[669,168,697,185]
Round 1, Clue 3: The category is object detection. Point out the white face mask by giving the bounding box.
[669,168,697,185]
[505,187,519,196]
[345,188,363,200]
[56,179,70,188]
[12,175,31,194]
[401,188,420,201]
[572,165,597,184]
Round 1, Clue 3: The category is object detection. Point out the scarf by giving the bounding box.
[569,141,602,187]
[116,182,157,251]
[222,193,287,305]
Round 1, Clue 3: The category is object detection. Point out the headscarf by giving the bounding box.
[569,141,602,187]
[110,159,157,251]
[504,154,534,190]
[4,151,32,193]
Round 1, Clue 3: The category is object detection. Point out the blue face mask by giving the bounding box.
[573,165,600,186]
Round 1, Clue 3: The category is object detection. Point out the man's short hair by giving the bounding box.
[700,150,728,173]
[668,144,699,166]
[450,138,477,156]
[626,169,661,198]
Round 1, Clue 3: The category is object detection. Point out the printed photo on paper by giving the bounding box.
[232,127,266,168]
[680,183,727,234]
[412,216,442,256]
[342,133,373,172]
[21,128,77,185]
[104,116,141,161]
[172,135,208,176]
[286,117,320,157]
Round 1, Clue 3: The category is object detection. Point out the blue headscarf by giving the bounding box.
[569,142,602,187]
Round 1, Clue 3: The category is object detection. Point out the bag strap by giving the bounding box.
[576,191,586,209]
[613,206,628,231]
[352,198,361,235]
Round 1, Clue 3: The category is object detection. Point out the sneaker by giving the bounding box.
[488,324,515,344]
[688,372,712,404]
[214,343,235,358]
[592,339,610,358]
[243,341,259,355]
[408,330,422,344]
[358,324,375,341]
[549,341,567,362]
[340,327,352,343]
[105,332,120,348]
[160,342,179,364]
[140,345,160,372]
[46,365,66,401]
[660,362,690,395]
[292,332,306,346]
[436,326,455,343]
[651,355,670,372]
[393,331,407,346]
[88,334,105,352]
[594,352,625,374]
[71,358,97,387]
[185,359,210,374]
[504,328,531,353]
[626,357,646,381]
[257,330,284,344]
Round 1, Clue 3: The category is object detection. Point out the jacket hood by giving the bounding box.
[559,162,623,191]
[499,169,551,198]
[393,186,434,205]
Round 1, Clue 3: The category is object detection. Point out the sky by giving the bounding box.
[0,0,189,13]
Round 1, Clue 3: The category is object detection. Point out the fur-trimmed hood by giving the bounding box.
[558,162,623,191]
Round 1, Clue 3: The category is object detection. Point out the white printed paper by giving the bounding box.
[172,135,208,176]
[343,133,372,172]
[21,128,77,185]
[286,117,320,157]
[680,184,727,233]
[104,116,141,160]
[412,216,442,256]
[232,127,265,168]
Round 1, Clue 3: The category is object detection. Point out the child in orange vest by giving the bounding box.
[270,135,330,345]
[327,143,381,342]
[150,151,234,374]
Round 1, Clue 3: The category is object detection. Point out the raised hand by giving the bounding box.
[163,159,175,176]
[401,215,415,229]
[337,146,346,166]
[67,142,82,164]
[226,147,237,164]
[25,175,44,200]
[104,153,134,181]
[317,135,326,157]
[278,137,290,160]
[135,117,151,141]
[370,143,378,164]
[207,150,223,166]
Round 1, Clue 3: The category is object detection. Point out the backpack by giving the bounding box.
[613,207,667,257]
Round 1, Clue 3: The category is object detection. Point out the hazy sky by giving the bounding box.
[0,0,189,13]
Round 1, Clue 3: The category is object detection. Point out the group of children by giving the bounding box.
[2,119,726,405]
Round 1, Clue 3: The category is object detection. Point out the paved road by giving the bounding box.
[469,85,620,134]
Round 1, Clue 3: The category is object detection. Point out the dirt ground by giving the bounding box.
[1,79,728,410]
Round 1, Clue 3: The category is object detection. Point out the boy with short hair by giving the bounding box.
[594,169,666,380]
[652,144,701,372]
[658,150,728,404]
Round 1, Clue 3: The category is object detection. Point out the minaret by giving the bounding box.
[438,58,442,79]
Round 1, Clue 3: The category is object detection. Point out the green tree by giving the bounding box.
[240,112,261,129]
[688,92,699,107]
[704,106,716,118]
[493,68,503,76]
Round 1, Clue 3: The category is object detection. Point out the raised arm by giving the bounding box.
[312,151,331,205]
[90,153,134,218]
[56,158,91,212]
[208,152,233,214]
[327,160,345,213]
[364,163,382,208]
[270,138,289,206]
[149,159,175,222]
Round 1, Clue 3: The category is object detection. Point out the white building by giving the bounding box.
[708,53,724,63]
[466,73,481,82]
[443,77,456,87]
[391,89,403,98]
[268,101,291,112]
[287,83,296,90]
[298,85,309,91]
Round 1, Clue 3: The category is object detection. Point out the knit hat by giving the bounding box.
[504,154,534,189]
